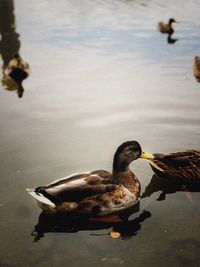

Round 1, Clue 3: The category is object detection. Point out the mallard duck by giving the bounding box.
[27,141,153,217]
[193,56,200,82]
[158,18,176,34]
[3,53,30,97]
[147,150,200,183]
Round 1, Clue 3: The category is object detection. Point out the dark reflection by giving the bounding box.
[0,0,20,65]
[0,0,29,98]
[142,175,200,201]
[2,54,29,98]
[2,73,24,97]
[167,33,178,44]
[32,202,151,242]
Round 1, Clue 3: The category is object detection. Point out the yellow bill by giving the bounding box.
[140,151,154,159]
[147,159,164,172]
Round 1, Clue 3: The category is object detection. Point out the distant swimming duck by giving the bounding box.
[193,56,200,82]
[3,54,30,97]
[146,150,200,183]
[158,18,176,34]
[27,141,153,217]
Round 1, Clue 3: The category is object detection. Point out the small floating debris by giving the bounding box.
[110,231,121,239]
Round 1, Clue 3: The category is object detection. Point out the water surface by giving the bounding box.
[0,0,200,266]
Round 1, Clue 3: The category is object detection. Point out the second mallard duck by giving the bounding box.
[147,150,200,183]
[27,141,153,216]
[193,56,200,82]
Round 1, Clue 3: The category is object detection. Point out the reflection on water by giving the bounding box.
[2,54,30,98]
[32,203,151,242]
[167,33,178,44]
[0,0,29,98]
[0,0,20,65]
[2,72,24,98]
[142,175,200,201]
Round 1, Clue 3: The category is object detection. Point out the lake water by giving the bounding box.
[0,0,200,266]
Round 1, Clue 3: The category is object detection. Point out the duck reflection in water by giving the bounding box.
[2,53,30,98]
[167,33,178,44]
[142,174,200,201]
[32,202,151,242]
[0,0,30,98]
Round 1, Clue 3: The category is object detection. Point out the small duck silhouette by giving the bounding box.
[158,18,177,35]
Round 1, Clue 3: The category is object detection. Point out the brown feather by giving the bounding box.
[149,150,200,182]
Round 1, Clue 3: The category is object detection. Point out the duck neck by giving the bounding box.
[112,158,130,174]
[112,160,138,188]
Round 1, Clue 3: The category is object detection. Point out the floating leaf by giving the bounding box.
[110,231,121,239]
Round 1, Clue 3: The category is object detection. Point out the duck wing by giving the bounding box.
[158,22,173,34]
[34,170,118,204]
[75,184,139,217]
[158,22,167,33]
[149,150,200,181]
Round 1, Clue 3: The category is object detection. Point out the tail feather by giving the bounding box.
[26,188,55,208]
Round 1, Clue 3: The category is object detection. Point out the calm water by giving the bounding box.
[0,0,200,266]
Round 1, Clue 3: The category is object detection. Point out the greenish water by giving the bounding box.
[0,0,200,266]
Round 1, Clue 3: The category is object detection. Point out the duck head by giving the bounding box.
[113,141,154,173]
[168,18,176,25]
[194,56,200,62]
